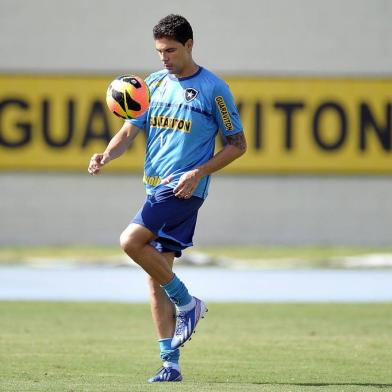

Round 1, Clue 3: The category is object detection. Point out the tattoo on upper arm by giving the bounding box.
[226,132,247,152]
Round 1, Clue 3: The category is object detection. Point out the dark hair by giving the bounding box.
[153,14,193,45]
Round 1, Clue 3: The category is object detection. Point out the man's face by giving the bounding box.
[155,37,193,76]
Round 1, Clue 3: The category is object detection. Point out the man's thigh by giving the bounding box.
[121,223,157,245]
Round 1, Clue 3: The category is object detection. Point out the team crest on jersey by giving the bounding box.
[184,88,198,102]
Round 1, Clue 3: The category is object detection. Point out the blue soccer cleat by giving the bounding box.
[148,365,183,383]
[171,297,207,350]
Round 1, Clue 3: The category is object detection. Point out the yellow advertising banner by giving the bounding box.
[0,75,391,173]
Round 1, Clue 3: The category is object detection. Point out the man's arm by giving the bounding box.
[197,132,247,176]
[165,131,247,198]
[88,121,142,175]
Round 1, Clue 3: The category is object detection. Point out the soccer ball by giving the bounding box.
[106,75,150,119]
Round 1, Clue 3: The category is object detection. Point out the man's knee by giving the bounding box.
[120,229,140,258]
[119,224,154,258]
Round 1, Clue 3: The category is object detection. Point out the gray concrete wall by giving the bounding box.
[1,173,391,246]
[0,0,391,75]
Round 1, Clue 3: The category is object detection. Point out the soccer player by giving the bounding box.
[88,14,246,382]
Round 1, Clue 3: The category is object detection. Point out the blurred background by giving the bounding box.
[1,0,392,298]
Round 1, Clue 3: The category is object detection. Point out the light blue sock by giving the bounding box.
[161,274,193,307]
[159,338,179,364]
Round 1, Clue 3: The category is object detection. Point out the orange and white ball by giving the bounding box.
[106,75,150,119]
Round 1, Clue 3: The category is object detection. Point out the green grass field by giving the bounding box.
[1,302,391,391]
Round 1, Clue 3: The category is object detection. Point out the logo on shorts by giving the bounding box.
[184,88,198,102]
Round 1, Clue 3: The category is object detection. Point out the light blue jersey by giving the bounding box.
[129,66,243,199]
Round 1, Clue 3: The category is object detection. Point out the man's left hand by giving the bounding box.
[162,170,201,199]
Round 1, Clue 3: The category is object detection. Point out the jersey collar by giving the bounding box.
[168,66,203,82]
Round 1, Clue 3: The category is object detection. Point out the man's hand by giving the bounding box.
[88,153,111,175]
[161,169,201,199]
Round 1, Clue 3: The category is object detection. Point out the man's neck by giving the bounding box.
[174,62,199,79]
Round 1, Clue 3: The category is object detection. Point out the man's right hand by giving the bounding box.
[88,153,110,175]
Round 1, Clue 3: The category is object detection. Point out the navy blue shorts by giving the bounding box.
[131,186,204,258]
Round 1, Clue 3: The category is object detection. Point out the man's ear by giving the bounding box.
[185,39,193,51]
